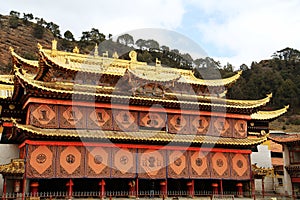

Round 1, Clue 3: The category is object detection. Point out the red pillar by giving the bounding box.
[30,182,39,196]
[187,180,194,198]
[128,180,136,198]
[219,180,223,195]
[251,178,256,200]
[160,180,167,198]
[2,177,7,200]
[212,183,218,195]
[236,183,243,197]
[99,179,105,199]
[66,179,73,199]
[135,178,139,199]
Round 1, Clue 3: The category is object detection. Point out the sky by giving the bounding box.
[1,0,300,69]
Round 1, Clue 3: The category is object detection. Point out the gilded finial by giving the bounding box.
[94,44,98,56]
[73,46,79,54]
[37,43,43,50]
[9,46,14,53]
[155,58,161,67]
[113,51,119,59]
[103,51,108,57]
[52,40,57,50]
[129,51,137,62]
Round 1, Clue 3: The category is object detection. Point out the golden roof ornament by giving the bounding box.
[113,51,119,59]
[94,44,98,56]
[155,58,161,67]
[51,39,57,57]
[103,51,108,57]
[129,51,137,62]
[37,43,43,50]
[73,46,79,54]
[9,46,14,53]
[52,39,57,50]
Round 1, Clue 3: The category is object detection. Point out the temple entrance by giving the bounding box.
[138,179,160,197]
[194,179,214,194]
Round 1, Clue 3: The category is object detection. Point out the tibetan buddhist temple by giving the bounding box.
[0,40,289,198]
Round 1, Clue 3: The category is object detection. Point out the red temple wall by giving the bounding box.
[25,143,251,180]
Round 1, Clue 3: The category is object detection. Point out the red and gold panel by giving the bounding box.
[211,152,230,178]
[87,108,113,130]
[231,153,250,179]
[189,151,210,178]
[59,106,86,129]
[26,145,55,178]
[56,146,85,178]
[29,104,58,128]
[113,110,138,131]
[190,116,210,135]
[111,148,136,178]
[234,120,247,138]
[167,114,190,134]
[211,117,231,137]
[167,150,188,178]
[139,112,166,129]
[86,147,111,178]
[138,149,166,179]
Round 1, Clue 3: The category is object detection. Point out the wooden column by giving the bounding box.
[262,177,265,199]
[2,177,6,200]
[99,179,105,199]
[251,177,256,200]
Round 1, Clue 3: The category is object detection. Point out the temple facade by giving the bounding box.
[0,40,288,198]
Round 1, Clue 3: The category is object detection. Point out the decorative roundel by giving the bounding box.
[232,154,248,176]
[114,149,134,174]
[36,153,47,164]
[94,155,103,164]
[212,153,228,176]
[195,158,203,167]
[66,154,75,164]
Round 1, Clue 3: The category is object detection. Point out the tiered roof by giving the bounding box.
[0,41,289,146]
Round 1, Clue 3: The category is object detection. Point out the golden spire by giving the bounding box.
[113,51,119,59]
[52,39,57,50]
[73,46,79,54]
[94,43,98,56]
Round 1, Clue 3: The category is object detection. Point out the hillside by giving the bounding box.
[0,14,54,73]
[0,12,299,132]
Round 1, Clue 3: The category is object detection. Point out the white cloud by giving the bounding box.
[0,0,185,39]
[189,0,300,68]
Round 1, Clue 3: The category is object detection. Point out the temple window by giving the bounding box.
[289,146,300,164]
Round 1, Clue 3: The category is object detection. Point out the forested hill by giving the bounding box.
[0,11,300,131]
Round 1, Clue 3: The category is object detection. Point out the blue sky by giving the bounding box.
[1,0,300,68]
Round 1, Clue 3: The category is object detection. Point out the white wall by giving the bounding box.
[283,145,293,196]
[0,144,19,195]
[251,144,272,168]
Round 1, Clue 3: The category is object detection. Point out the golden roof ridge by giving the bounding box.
[0,158,25,175]
[10,47,39,67]
[251,105,289,120]
[14,69,273,109]
[15,122,267,146]
[40,47,242,87]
